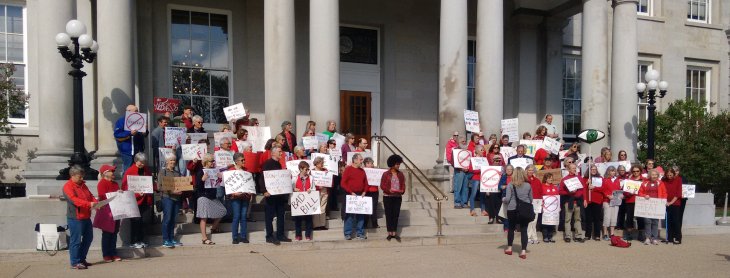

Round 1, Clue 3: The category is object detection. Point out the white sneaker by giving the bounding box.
[643,239,650,245]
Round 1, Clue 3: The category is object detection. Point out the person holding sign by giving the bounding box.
[538,114,559,139]
[150,116,171,170]
[623,165,646,241]
[584,165,604,241]
[227,153,253,244]
[279,121,297,153]
[341,133,356,163]
[96,165,122,262]
[502,168,533,260]
[262,147,292,245]
[467,146,488,216]
[558,163,586,243]
[600,166,622,241]
[638,169,667,245]
[663,168,683,244]
[485,157,504,224]
[158,154,185,248]
[63,166,98,270]
[381,155,405,241]
[363,157,380,229]
[541,173,559,243]
[194,154,226,245]
[486,144,506,166]
[322,120,337,138]
[526,165,543,244]
[114,105,147,173]
[341,153,369,240]
[121,153,154,249]
[293,161,315,241]
[230,128,249,153]
[312,157,330,230]
[187,115,207,135]
[507,144,535,166]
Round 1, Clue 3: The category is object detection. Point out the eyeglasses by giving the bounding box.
[632,170,641,173]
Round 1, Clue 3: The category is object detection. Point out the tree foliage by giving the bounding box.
[638,100,730,204]
[0,63,27,133]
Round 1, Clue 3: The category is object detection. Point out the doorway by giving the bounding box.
[340,91,372,144]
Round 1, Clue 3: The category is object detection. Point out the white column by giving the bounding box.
[309,0,340,129]
[265,0,296,128]
[476,0,503,135]
[610,0,639,161]
[36,0,75,155]
[96,0,136,157]
[580,0,610,156]
[437,0,467,164]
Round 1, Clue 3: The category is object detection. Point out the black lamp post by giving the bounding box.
[636,69,668,160]
[54,20,99,180]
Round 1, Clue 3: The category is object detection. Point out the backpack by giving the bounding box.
[610,235,631,248]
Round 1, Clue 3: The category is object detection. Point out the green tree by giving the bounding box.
[0,63,27,133]
[638,100,730,204]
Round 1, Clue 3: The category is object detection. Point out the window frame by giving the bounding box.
[5,4,27,125]
[167,4,234,124]
[637,0,652,16]
[685,66,711,111]
[686,0,711,24]
[562,55,582,140]
[466,38,476,111]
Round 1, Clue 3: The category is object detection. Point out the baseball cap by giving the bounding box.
[99,164,116,174]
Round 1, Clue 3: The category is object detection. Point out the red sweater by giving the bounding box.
[97,179,120,201]
[380,170,406,195]
[486,153,505,166]
[601,177,622,203]
[121,165,155,206]
[342,166,368,194]
[663,177,682,206]
[586,175,604,204]
[534,148,549,166]
[559,173,585,199]
[63,180,97,220]
[542,183,559,196]
[639,180,667,199]
[528,176,543,199]
[295,175,314,191]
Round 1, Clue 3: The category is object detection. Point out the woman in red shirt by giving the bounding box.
[363,157,380,228]
[293,161,315,241]
[63,166,98,270]
[601,166,622,240]
[486,143,505,166]
[662,168,683,244]
[541,173,559,243]
[468,145,487,216]
[96,165,122,262]
[623,165,646,241]
[526,165,543,244]
[584,164,604,241]
[381,155,406,241]
[638,169,667,245]
[121,153,154,249]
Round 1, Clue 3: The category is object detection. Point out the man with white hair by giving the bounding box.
[114,104,148,173]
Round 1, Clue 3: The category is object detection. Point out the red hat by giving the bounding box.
[99,164,116,175]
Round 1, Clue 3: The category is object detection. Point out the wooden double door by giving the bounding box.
[340,90,371,143]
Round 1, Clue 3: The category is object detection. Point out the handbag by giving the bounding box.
[93,205,116,233]
[512,185,535,222]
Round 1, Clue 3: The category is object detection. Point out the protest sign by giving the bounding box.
[520,140,544,157]
[533,199,543,214]
[106,191,141,220]
[286,160,313,177]
[164,127,186,147]
[311,153,338,175]
[453,149,471,169]
[500,147,517,160]
[311,170,333,187]
[591,177,603,188]
[500,118,519,143]
[682,184,696,198]
[345,195,373,215]
[124,111,148,132]
[153,97,181,113]
[187,133,208,144]
[347,151,372,165]
[621,180,642,194]
[480,166,502,193]
[302,136,319,149]
[215,151,234,167]
[316,133,329,145]
[246,126,271,152]
[595,161,632,177]
[160,176,193,192]
[329,149,342,161]
[332,133,346,149]
[223,170,256,194]
[634,197,666,219]
[464,110,481,133]
[203,169,220,188]
[158,148,175,169]
[223,103,246,121]
[290,191,322,216]
[563,177,583,192]
[509,157,532,169]
[536,168,562,183]
[543,137,561,154]
[470,157,489,171]
[92,196,115,210]
[498,203,507,219]
[263,170,293,195]
[126,175,153,194]
[213,132,234,148]
[364,168,387,186]
[610,190,623,207]
[541,195,560,225]
[181,143,207,160]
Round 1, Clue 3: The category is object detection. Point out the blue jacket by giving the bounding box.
[114,116,146,156]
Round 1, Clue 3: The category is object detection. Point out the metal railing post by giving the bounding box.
[436,200,443,236]
[408,170,413,202]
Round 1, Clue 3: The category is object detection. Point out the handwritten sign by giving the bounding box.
[126,175,153,194]
[543,137,561,155]
[158,148,175,169]
[453,149,471,169]
[316,133,329,146]
[311,170,333,187]
[536,168,562,183]
[621,180,642,195]
[364,168,387,186]
[223,170,256,194]
[329,149,342,161]
[247,126,271,152]
[263,169,293,195]
[213,132,234,148]
[563,177,583,192]
[124,111,148,132]
[290,191,322,216]
[203,169,220,188]
[634,197,666,219]
[165,127,186,147]
[182,143,207,160]
[500,118,519,143]
[215,151,234,167]
[682,184,696,198]
[470,157,489,170]
[286,160,313,177]
[520,140,544,157]
[302,136,319,149]
[541,195,560,225]
[153,97,181,113]
[160,176,193,192]
[106,191,141,220]
[500,147,517,161]
[610,190,623,206]
[311,153,338,176]
[187,133,208,144]
[480,166,502,193]
[332,133,346,149]
[509,157,532,169]
[223,103,246,121]
[532,199,543,214]
[591,177,603,188]
[345,195,373,215]
[464,110,481,133]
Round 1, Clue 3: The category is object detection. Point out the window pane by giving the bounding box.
[0,34,6,61]
[192,96,211,123]
[0,6,6,33]
[190,40,209,68]
[210,70,229,97]
[6,6,21,34]
[171,38,190,66]
[172,94,191,117]
[171,10,190,39]
[211,97,229,123]
[7,34,22,62]
[191,69,210,95]
[190,12,209,41]
[172,67,191,94]
[210,14,228,42]
[209,41,228,69]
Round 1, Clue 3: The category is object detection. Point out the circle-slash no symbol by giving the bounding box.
[126,112,145,131]
[457,150,471,168]
[543,196,559,212]
[481,168,501,191]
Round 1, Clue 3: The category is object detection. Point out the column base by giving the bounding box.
[22,151,118,197]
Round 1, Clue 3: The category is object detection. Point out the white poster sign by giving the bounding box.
[520,140,544,157]
[634,197,667,219]
[310,170,333,188]
[347,151,372,165]
[532,199,543,214]
[126,175,153,194]
[500,147,517,161]
[164,127,186,147]
[223,170,256,194]
[470,157,489,170]
[123,111,148,132]
[311,153,338,176]
[543,137,561,155]
[181,143,207,160]
[464,110,481,133]
[345,195,373,215]
[290,191,322,216]
[500,118,519,143]
[591,177,603,188]
[105,191,141,220]
[286,160,313,177]
[364,168,387,186]
[480,166,502,193]
[563,177,583,192]
[452,149,471,169]
[621,180,642,195]
[316,133,329,146]
[158,148,175,169]
[332,133,346,149]
[329,149,342,162]
[203,169,220,188]
[682,184,696,198]
[541,195,561,225]
[596,161,632,177]
[223,103,246,121]
[263,169,293,195]
[247,126,272,152]
[215,151,234,167]
[302,136,319,149]
[509,157,533,169]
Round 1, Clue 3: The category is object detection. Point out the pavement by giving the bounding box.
[2,232,730,278]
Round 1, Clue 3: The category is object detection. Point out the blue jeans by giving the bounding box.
[344,213,365,238]
[101,221,119,257]
[67,218,93,266]
[294,215,313,238]
[161,197,181,242]
[230,199,250,240]
[469,180,487,211]
[121,154,133,175]
[453,171,471,206]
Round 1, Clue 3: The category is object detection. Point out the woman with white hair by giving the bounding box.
[195,154,226,245]
[159,154,184,248]
[121,152,154,249]
[187,115,206,134]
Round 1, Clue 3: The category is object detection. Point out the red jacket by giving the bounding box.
[586,175,604,204]
[601,177,622,203]
[97,179,120,201]
[380,170,406,195]
[295,175,314,192]
[534,148,549,166]
[341,166,368,194]
[663,176,683,206]
[63,179,97,220]
[528,176,543,199]
[121,165,155,206]
[639,180,667,199]
[559,173,585,199]
[542,183,559,196]
[445,139,459,165]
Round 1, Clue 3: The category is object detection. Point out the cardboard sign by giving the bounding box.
[332,133,346,149]
[509,157,532,169]
[464,110,481,133]
[302,136,319,149]
[153,97,181,113]
[500,118,519,143]
[621,180,642,195]
[543,137,561,155]
[160,176,193,192]
[470,157,489,170]
[244,152,261,172]
[124,111,148,132]
[316,133,329,146]
[634,197,667,219]
[247,126,272,152]
[311,153,338,176]
[453,149,471,169]
[215,151,234,167]
[541,195,560,225]
[187,133,208,144]
[536,168,562,183]
[682,184,696,198]
[263,169,293,195]
[311,170,333,187]
[563,177,583,192]
[610,190,623,206]
[345,195,373,215]
[500,147,517,161]
[223,170,256,194]
[126,175,153,194]
[182,143,207,160]
[213,132,234,148]
[480,166,502,193]
[203,169,220,188]
[520,140,544,157]
[533,199,543,214]
[290,191,322,216]
[223,103,246,121]
[286,160,313,177]
[591,177,603,188]
[105,191,141,220]
[364,168,387,186]
[164,127,186,147]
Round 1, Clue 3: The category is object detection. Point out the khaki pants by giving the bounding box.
[563,202,584,239]
[313,189,329,228]
[527,218,539,241]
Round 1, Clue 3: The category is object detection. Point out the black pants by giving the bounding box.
[365,191,379,228]
[616,202,627,229]
[264,196,287,240]
[585,203,603,238]
[542,225,555,240]
[293,215,313,238]
[624,203,636,229]
[667,205,682,242]
[507,210,529,251]
[383,196,402,232]
[485,193,501,219]
[130,204,149,243]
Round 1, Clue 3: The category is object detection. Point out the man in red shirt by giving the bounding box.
[559,163,586,243]
[341,153,369,240]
